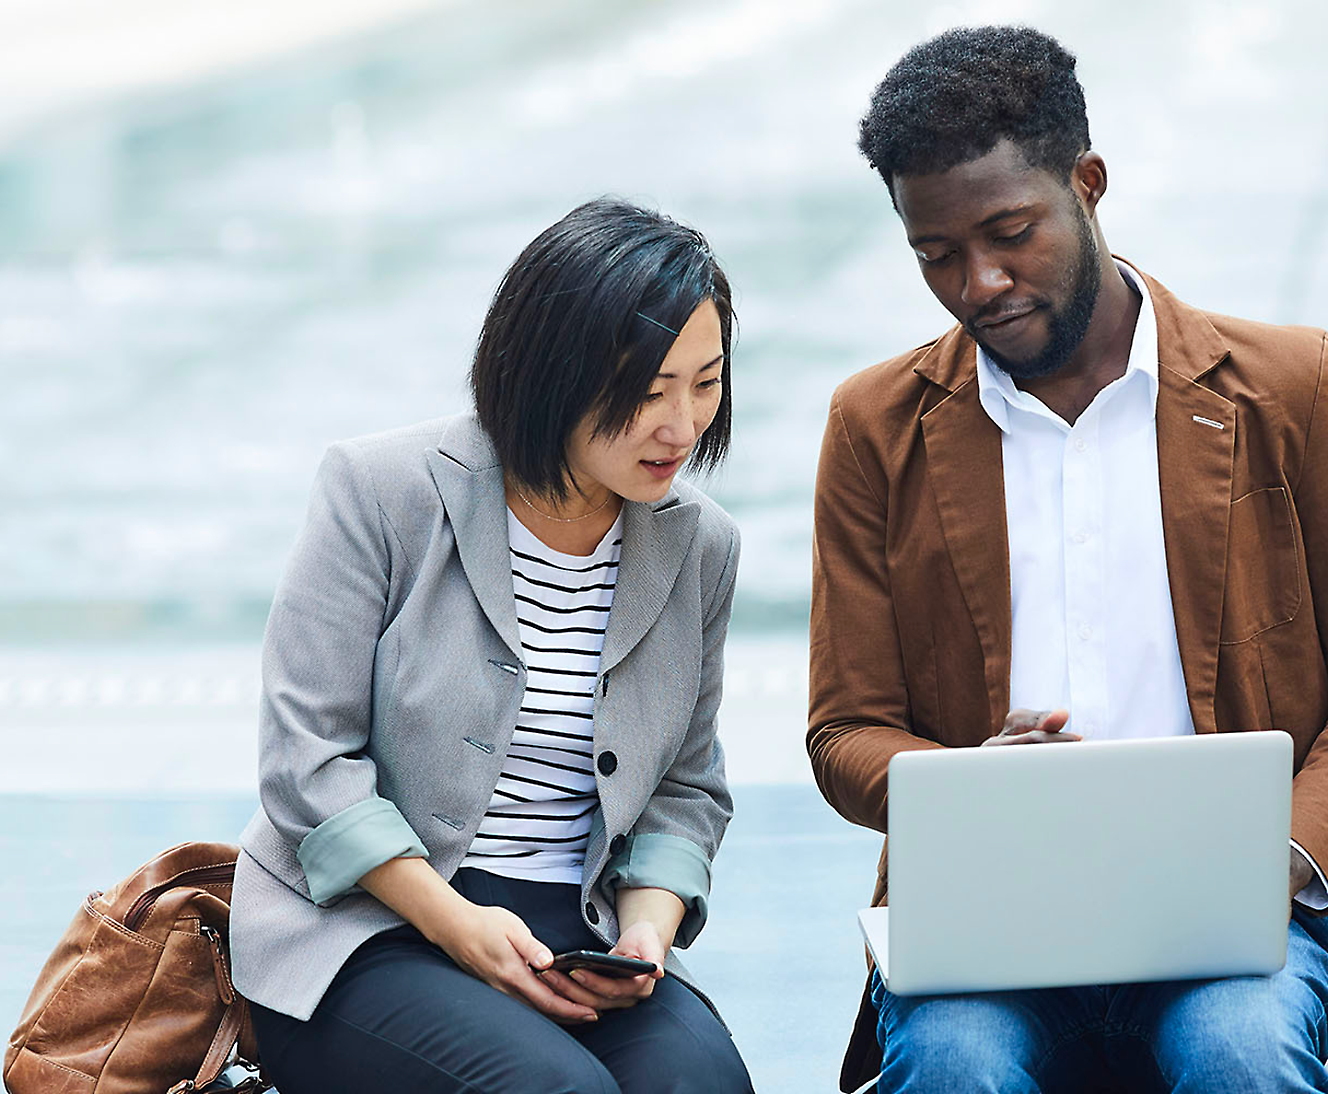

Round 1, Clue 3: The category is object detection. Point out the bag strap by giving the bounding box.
[238,995,260,1064]
[194,925,269,1090]
[164,934,271,1094]
[164,997,248,1093]
[198,996,248,1086]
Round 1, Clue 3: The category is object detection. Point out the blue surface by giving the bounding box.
[1,784,879,1093]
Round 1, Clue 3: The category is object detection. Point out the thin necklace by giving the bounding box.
[512,485,614,524]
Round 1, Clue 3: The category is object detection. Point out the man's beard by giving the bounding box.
[972,207,1102,381]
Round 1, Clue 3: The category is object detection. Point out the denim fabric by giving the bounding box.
[871,910,1328,1093]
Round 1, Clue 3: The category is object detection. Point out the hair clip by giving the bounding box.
[635,311,680,336]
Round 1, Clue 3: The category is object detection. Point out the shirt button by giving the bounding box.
[1074,438,1088,453]
[1078,624,1093,641]
[597,751,618,776]
[585,902,600,925]
[1072,531,1089,545]
[609,834,627,856]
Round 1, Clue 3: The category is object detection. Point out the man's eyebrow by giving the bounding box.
[907,205,1038,247]
[977,204,1036,228]
[657,354,723,379]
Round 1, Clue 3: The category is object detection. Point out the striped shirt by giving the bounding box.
[459,508,622,883]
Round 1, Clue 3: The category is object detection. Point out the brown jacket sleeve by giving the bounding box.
[807,389,943,834]
[1291,331,1328,893]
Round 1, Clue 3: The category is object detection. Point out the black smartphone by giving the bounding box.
[546,950,658,978]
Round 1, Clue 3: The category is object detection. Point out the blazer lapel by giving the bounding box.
[426,416,523,659]
[1146,272,1235,734]
[916,332,1012,729]
[600,491,699,675]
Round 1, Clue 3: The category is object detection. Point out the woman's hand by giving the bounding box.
[357,856,597,1023]
[433,902,600,1023]
[539,886,681,1011]
[538,919,669,1011]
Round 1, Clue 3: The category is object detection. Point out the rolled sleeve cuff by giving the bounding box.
[297,797,427,906]
[1291,839,1328,911]
[599,833,712,947]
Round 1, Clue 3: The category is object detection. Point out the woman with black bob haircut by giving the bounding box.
[474,197,734,499]
[229,197,754,1094]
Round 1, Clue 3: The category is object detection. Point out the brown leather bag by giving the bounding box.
[4,841,267,1094]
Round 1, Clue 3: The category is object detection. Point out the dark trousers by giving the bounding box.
[250,869,753,1094]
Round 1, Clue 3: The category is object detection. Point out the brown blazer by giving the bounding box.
[807,265,1328,1091]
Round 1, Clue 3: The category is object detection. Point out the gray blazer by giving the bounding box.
[230,413,740,1020]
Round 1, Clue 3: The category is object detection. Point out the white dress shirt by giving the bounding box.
[976,260,1326,906]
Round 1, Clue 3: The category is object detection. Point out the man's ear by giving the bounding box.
[1073,152,1107,214]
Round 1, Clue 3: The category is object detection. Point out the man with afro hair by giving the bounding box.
[808,24,1328,1094]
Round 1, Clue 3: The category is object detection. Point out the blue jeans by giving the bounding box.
[871,910,1328,1093]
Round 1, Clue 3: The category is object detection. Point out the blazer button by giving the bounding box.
[585,902,600,925]
[609,835,626,856]
[597,751,618,776]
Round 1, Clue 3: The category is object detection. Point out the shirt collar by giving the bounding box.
[975,258,1159,433]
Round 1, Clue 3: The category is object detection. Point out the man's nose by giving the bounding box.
[960,253,1014,308]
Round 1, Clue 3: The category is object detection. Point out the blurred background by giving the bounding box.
[2,0,1326,1086]
[4,0,1328,789]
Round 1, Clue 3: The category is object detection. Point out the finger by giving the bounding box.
[568,968,652,1000]
[1005,730,1080,744]
[607,943,666,978]
[591,971,656,1000]
[509,967,598,1021]
[984,729,1082,746]
[567,971,648,1007]
[508,927,554,972]
[1002,707,1046,733]
[983,732,1035,746]
[1001,708,1071,736]
[537,968,610,1008]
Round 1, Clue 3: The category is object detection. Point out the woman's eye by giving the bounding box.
[697,378,722,391]
[641,391,664,404]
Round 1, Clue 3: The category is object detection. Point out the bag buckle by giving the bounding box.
[171,1060,269,1093]
[219,1060,268,1091]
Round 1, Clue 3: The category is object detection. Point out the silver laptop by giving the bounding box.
[859,732,1293,995]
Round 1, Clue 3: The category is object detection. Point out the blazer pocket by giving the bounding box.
[1220,486,1301,644]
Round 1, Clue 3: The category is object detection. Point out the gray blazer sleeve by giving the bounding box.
[258,443,426,906]
[600,525,740,946]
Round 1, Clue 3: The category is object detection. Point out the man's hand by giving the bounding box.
[982,708,1081,746]
[1291,845,1316,910]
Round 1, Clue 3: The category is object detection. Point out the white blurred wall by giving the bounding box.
[0,0,443,144]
